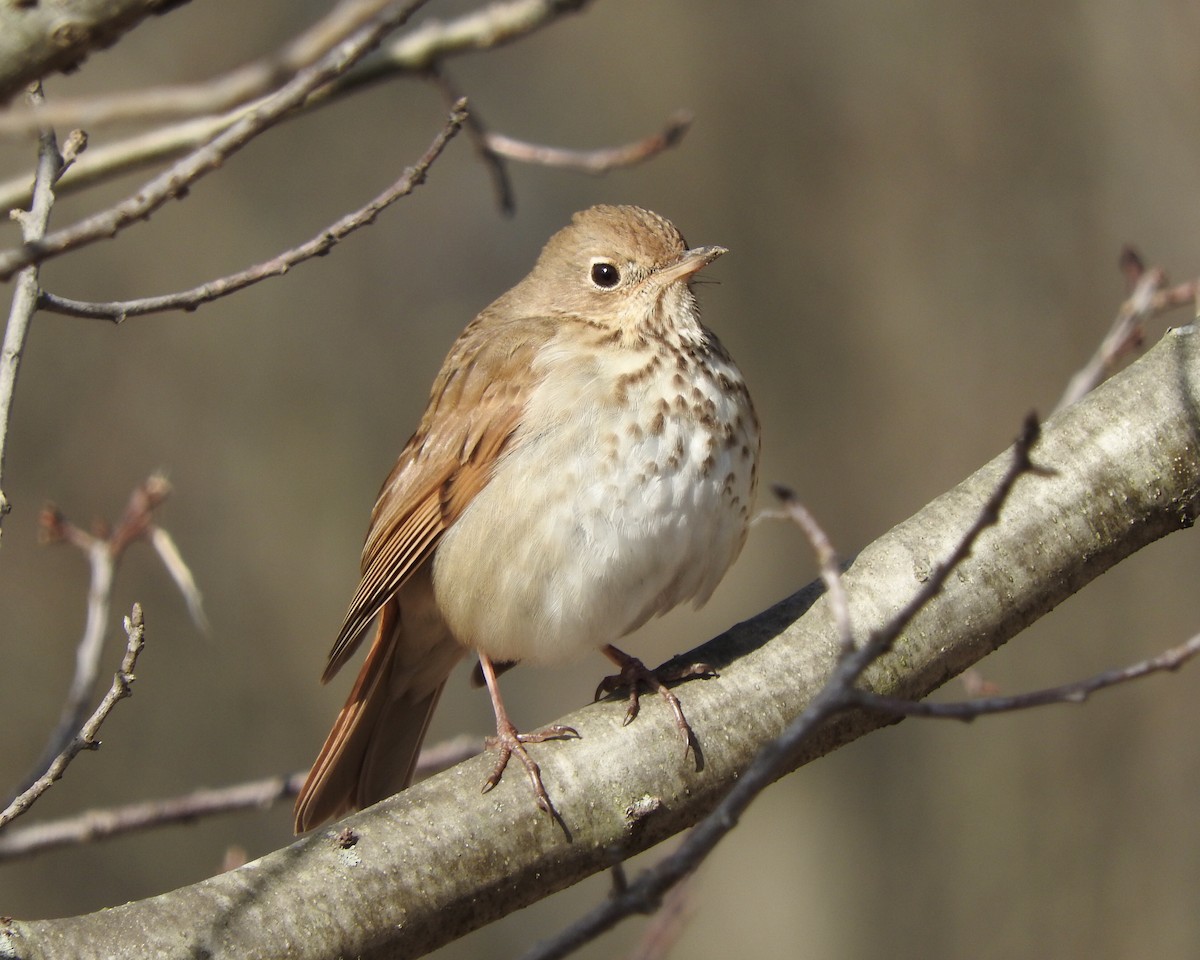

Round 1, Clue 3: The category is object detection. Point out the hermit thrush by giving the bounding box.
[294,205,759,832]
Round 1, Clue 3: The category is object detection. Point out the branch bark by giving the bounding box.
[0,0,190,106]
[3,327,1198,958]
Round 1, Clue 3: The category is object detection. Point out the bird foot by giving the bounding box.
[483,719,579,816]
[595,646,716,757]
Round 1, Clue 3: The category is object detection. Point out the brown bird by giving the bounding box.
[294,205,759,832]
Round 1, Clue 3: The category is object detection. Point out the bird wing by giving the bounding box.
[320,314,554,682]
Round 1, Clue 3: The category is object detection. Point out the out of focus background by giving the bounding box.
[1,2,1198,957]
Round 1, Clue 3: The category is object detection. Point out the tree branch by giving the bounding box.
[35,101,469,321]
[0,0,191,106]
[9,476,195,802]
[524,415,1043,960]
[0,0,434,282]
[852,632,1200,719]
[484,112,693,175]
[0,0,592,137]
[0,0,399,132]
[4,326,1198,959]
[0,84,65,539]
[0,605,146,830]
[1056,246,1198,410]
[0,736,478,863]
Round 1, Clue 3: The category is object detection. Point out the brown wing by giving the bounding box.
[320,313,555,682]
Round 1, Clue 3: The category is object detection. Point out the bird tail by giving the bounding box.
[293,599,451,833]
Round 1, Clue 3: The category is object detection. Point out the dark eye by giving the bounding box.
[590,261,620,288]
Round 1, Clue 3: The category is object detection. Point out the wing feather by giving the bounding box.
[320,314,555,682]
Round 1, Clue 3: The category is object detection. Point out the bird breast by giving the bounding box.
[430,328,759,665]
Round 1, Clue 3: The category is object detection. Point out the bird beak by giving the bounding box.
[655,244,728,285]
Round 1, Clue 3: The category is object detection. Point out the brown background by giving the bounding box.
[1,2,1198,957]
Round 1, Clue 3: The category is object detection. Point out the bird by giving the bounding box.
[294,204,760,832]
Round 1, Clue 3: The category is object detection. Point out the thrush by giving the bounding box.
[294,204,759,831]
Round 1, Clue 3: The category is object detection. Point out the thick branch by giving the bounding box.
[4,328,1199,958]
[0,0,190,106]
[0,0,396,131]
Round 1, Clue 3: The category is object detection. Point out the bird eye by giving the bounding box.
[590,261,621,289]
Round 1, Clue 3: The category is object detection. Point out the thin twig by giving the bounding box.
[430,70,514,214]
[854,632,1200,719]
[485,112,693,175]
[623,871,695,960]
[1056,246,1199,411]
[0,84,63,539]
[36,102,468,321]
[11,477,199,800]
[0,605,146,830]
[521,417,1043,960]
[765,487,853,653]
[0,0,434,282]
[0,735,478,862]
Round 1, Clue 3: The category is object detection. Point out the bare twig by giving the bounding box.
[0,2,668,213]
[485,111,693,175]
[0,0,434,282]
[764,487,853,653]
[1056,246,1199,411]
[521,417,1044,960]
[36,102,468,321]
[430,71,515,214]
[149,527,209,632]
[0,735,478,862]
[11,476,200,800]
[0,605,146,830]
[0,84,64,540]
[623,871,695,960]
[854,632,1200,719]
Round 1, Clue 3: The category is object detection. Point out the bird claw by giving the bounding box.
[482,721,579,816]
[595,650,716,756]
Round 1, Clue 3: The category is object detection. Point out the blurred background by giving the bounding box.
[0,1,1198,957]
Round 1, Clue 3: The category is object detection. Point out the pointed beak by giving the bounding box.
[655,244,728,285]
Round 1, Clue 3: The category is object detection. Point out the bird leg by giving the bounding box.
[478,653,578,815]
[595,644,715,756]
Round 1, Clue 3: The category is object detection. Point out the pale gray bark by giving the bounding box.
[0,0,187,106]
[1,328,1196,958]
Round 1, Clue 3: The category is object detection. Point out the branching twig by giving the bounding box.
[10,476,201,801]
[523,418,1044,960]
[0,4,679,212]
[0,0,434,282]
[36,101,469,321]
[0,0,592,140]
[1056,246,1199,411]
[0,605,146,830]
[430,71,515,214]
[0,735,478,862]
[0,105,689,214]
[0,84,69,539]
[762,488,853,654]
[854,632,1200,719]
[623,871,694,960]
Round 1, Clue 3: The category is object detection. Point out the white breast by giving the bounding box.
[431,333,758,666]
